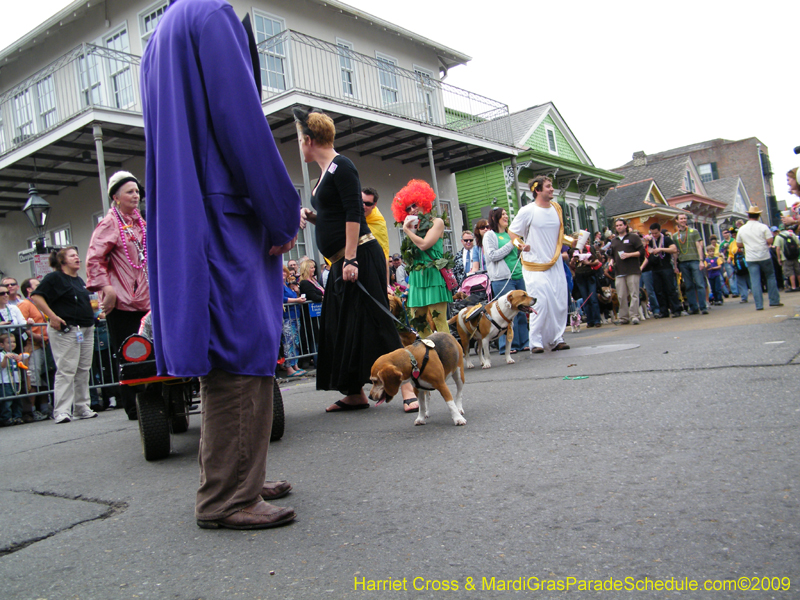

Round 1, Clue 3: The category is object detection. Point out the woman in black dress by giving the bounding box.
[294,108,413,412]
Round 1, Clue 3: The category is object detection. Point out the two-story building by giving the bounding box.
[0,0,518,281]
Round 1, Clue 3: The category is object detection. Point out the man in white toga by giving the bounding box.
[508,175,570,353]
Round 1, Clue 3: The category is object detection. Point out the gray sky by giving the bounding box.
[2,0,796,201]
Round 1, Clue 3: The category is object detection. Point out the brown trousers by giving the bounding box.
[195,370,273,520]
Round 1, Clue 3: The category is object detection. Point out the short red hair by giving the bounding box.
[391,179,435,223]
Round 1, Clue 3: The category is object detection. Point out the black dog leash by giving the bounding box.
[406,340,435,391]
[335,276,420,339]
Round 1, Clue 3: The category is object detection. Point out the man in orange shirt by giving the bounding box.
[17,278,51,420]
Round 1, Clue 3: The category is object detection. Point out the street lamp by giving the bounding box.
[22,184,51,253]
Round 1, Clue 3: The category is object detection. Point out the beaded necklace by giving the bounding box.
[113,205,147,274]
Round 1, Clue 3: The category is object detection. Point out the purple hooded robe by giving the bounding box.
[141,0,299,377]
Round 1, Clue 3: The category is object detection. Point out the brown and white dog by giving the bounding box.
[369,332,466,426]
[447,289,535,369]
[388,294,434,347]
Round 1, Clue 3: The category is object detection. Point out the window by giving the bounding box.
[439,199,454,256]
[30,225,72,248]
[337,39,356,98]
[254,11,286,91]
[414,66,437,124]
[105,28,135,109]
[78,51,103,107]
[568,204,580,232]
[684,170,696,193]
[13,89,35,143]
[0,107,5,153]
[139,2,168,46]
[545,124,558,155]
[36,75,57,130]
[698,162,718,183]
[376,53,399,106]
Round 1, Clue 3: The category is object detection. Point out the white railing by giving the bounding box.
[0,44,142,157]
[257,30,513,146]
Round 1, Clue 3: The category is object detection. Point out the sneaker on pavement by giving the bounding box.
[32,410,49,422]
[54,413,71,424]
[631,317,640,325]
[74,407,98,420]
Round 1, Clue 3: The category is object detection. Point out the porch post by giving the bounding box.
[510,155,522,209]
[93,124,109,212]
[426,136,441,213]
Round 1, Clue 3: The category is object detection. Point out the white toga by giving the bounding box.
[508,203,567,350]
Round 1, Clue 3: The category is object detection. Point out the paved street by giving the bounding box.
[1,298,799,599]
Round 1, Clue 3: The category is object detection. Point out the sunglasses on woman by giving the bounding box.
[478,225,490,231]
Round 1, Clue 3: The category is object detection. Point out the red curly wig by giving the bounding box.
[391,179,435,223]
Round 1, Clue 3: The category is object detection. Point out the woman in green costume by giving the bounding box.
[392,180,452,337]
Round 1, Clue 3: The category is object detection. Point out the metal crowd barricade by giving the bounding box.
[281,301,322,364]
[0,320,119,405]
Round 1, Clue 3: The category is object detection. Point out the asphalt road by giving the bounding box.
[1,298,798,600]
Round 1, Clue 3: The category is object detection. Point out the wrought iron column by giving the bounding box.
[93,124,109,212]
[509,155,522,210]
[426,136,441,213]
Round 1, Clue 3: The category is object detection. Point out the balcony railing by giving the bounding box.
[0,43,142,157]
[258,30,513,147]
[0,30,513,159]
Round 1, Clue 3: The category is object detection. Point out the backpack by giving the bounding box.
[780,233,800,261]
[733,249,748,275]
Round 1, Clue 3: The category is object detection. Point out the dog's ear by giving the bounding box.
[380,365,403,397]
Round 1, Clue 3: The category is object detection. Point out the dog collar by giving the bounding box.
[406,342,435,391]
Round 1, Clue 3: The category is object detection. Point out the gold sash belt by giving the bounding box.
[521,201,566,272]
[327,233,376,264]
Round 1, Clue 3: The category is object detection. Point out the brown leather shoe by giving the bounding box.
[531,347,544,354]
[197,500,296,530]
[552,342,570,351]
[261,480,292,500]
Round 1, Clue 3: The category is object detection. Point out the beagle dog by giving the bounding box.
[369,332,466,426]
[447,289,535,369]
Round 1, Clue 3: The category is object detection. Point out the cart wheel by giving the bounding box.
[270,379,284,442]
[136,383,171,461]
[168,384,190,434]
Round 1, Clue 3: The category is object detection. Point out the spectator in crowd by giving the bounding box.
[86,171,150,421]
[508,175,570,352]
[718,228,738,297]
[295,108,411,413]
[643,223,682,318]
[736,206,782,310]
[571,239,603,328]
[471,219,489,272]
[142,0,299,530]
[30,248,97,424]
[0,332,29,426]
[483,207,529,353]
[788,168,799,198]
[674,213,708,315]
[729,232,750,303]
[0,283,26,346]
[390,254,408,289]
[775,215,800,292]
[16,278,51,421]
[281,266,306,378]
[362,186,392,289]
[396,180,452,337]
[704,245,724,305]
[607,218,644,324]
[639,233,660,318]
[1,277,23,306]
[454,230,476,285]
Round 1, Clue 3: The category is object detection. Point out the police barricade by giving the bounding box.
[280,300,322,365]
[0,320,119,414]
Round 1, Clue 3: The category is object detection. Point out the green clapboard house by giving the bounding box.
[455,103,623,235]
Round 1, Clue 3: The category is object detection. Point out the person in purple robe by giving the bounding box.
[141,0,299,530]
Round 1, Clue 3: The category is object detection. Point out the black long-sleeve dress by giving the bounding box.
[311,155,402,395]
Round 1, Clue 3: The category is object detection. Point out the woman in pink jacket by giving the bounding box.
[86,171,150,420]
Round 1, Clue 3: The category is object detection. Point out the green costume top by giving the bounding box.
[407,238,453,307]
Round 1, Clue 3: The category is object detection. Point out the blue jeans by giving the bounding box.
[678,260,707,312]
[574,273,601,325]
[641,270,660,315]
[723,262,738,295]
[491,278,530,353]
[737,271,750,302]
[747,259,781,309]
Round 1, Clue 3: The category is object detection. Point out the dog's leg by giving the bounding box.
[505,327,515,364]
[451,366,466,424]
[414,390,430,426]
[480,338,492,369]
[459,322,474,370]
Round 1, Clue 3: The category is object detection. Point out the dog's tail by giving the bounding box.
[447,314,459,325]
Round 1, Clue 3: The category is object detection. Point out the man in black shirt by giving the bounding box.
[645,222,682,318]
